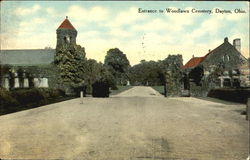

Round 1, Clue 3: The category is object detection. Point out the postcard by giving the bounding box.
[0,1,249,160]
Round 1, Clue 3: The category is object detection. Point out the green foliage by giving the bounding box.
[129,54,183,90]
[104,48,130,85]
[0,88,19,113]
[150,86,165,95]
[55,44,87,90]
[208,88,250,103]
[0,88,65,115]
[110,85,133,95]
[129,60,164,86]
[83,59,116,93]
[160,54,184,89]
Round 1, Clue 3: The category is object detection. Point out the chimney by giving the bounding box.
[224,37,228,42]
[208,49,211,53]
[192,55,194,58]
[233,38,241,53]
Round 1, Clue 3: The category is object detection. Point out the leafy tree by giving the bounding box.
[128,55,183,87]
[129,60,164,86]
[104,48,130,85]
[83,59,115,92]
[54,44,87,92]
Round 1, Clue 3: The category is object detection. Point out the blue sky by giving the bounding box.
[1,1,249,65]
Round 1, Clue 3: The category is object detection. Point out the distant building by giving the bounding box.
[183,37,249,88]
[0,17,77,90]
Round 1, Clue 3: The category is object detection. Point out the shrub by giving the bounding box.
[0,88,66,115]
[11,88,45,105]
[208,88,250,103]
[92,81,110,97]
[0,89,19,113]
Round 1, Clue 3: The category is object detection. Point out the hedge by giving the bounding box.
[207,88,250,103]
[0,88,65,115]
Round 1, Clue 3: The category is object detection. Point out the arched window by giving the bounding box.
[64,35,70,43]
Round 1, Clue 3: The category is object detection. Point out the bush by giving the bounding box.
[0,88,66,115]
[0,89,19,113]
[208,88,250,103]
[111,85,118,90]
[92,81,110,97]
[11,89,44,105]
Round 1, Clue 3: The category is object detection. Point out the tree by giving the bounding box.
[128,55,183,87]
[104,48,130,85]
[128,60,165,86]
[83,59,115,92]
[54,44,87,93]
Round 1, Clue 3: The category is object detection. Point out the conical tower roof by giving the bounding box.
[57,16,76,30]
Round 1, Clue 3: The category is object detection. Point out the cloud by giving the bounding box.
[33,17,47,24]
[66,5,109,22]
[46,7,56,15]
[106,7,146,28]
[2,2,249,65]
[108,28,132,38]
[14,4,41,16]
[18,17,47,33]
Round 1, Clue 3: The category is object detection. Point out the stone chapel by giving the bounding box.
[0,17,77,90]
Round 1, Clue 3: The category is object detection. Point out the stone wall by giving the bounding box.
[56,28,77,49]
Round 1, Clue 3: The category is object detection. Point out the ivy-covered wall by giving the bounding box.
[0,64,61,89]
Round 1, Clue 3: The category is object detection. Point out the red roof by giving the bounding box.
[182,57,205,69]
[182,46,216,69]
[57,18,76,30]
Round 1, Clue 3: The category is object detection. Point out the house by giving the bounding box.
[183,37,249,88]
[0,17,77,90]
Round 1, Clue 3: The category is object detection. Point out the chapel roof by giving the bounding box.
[57,16,76,30]
[0,49,55,66]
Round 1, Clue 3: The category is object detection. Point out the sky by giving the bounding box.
[1,1,249,65]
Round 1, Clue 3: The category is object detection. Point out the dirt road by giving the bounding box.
[0,86,248,160]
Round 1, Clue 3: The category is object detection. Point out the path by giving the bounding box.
[0,86,248,160]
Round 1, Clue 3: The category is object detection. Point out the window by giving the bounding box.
[64,35,70,43]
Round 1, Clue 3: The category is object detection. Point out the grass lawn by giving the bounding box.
[196,97,245,105]
[150,86,165,95]
[110,85,133,95]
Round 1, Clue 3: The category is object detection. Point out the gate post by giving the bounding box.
[164,84,167,97]
[247,98,250,159]
[247,98,250,120]
[80,91,83,104]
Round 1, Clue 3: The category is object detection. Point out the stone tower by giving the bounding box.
[56,16,77,49]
